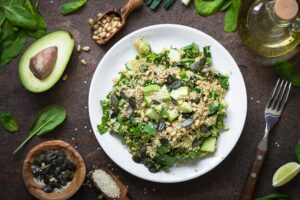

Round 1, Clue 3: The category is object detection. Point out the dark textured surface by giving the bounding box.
[0,0,300,199]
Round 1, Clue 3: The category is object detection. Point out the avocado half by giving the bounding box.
[19,31,74,93]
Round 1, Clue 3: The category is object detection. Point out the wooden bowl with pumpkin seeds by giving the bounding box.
[23,140,86,200]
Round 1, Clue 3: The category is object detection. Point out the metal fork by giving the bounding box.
[240,79,292,200]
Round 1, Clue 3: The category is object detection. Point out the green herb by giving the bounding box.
[256,193,292,200]
[179,70,187,79]
[296,140,300,163]
[209,100,219,115]
[276,60,300,87]
[60,0,87,15]
[218,74,229,90]
[203,46,212,66]
[164,0,176,10]
[0,112,18,132]
[0,0,47,68]
[224,0,242,32]
[98,100,110,134]
[194,0,224,16]
[13,105,66,154]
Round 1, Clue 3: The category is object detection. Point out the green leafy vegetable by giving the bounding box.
[164,0,176,10]
[224,0,242,32]
[220,0,231,11]
[194,0,224,16]
[203,46,212,66]
[256,193,292,200]
[98,100,110,134]
[144,122,156,135]
[209,100,219,115]
[60,0,87,15]
[218,74,229,90]
[0,0,47,68]
[13,105,66,154]
[0,112,18,132]
[276,60,300,87]
[150,0,162,10]
[296,140,300,163]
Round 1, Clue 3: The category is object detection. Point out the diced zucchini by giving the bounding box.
[177,102,192,113]
[168,48,181,62]
[144,96,152,107]
[144,84,160,96]
[200,137,217,152]
[166,109,179,122]
[125,59,139,71]
[145,108,160,120]
[133,38,151,57]
[153,105,162,112]
[170,86,189,100]
[156,85,171,102]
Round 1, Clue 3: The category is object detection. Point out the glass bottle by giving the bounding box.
[239,0,300,57]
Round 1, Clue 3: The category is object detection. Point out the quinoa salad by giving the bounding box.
[98,38,229,173]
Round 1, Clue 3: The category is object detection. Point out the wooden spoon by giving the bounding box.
[91,0,142,45]
[92,167,129,200]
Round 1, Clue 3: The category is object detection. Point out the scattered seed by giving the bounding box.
[77,44,81,52]
[88,18,94,26]
[80,59,87,66]
[62,74,68,81]
[82,46,90,52]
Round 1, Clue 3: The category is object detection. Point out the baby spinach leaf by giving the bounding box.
[276,60,300,87]
[256,193,291,200]
[296,140,300,163]
[194,0,224,16]
[0,30,26,67]
[3,5,37,30]
[224,0,242,32]
[98,100,110,134]
[0,112,18,132]
[25,0,47,30]
[13,105,66,154]
[149,0,161,10]
[60,0,87,15]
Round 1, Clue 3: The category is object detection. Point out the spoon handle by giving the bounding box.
[120,0,142,19]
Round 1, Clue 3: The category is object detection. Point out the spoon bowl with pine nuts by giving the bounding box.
[90,0,142,45]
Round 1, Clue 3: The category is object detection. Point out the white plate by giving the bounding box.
[89,24,247,183]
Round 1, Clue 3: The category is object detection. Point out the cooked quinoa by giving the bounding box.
[98,38,229,172]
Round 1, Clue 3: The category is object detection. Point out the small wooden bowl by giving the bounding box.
[23,140,86,200]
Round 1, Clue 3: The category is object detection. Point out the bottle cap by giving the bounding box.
[274,0,299,21]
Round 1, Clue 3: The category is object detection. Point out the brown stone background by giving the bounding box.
[1,0,300,199]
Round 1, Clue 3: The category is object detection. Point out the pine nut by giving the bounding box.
[80,59,87,65]
[82,46,90,52]
[77,44,81,52]
[88,18,94,26]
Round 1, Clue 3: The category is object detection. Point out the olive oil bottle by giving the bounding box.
[239,0,300,57]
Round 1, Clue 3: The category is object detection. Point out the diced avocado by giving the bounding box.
[144,96,152,107]
[133,38,151,57]
[170,86,189,100]
[200,137,217,152]
[19,31,74,93]
[144,84,160,96]
[168,48,181,62]
[153,105,162,112]
[156,85,171,102]
[166,109,179,122]
[125,59,139,71]
[177,102,192,113]
[145,108,160,120]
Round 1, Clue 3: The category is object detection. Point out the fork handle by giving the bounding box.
[239,148,267,200]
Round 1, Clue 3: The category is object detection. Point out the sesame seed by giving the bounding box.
[92,169,120,198]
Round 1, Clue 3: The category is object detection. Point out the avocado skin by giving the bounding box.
[19,30,74,93]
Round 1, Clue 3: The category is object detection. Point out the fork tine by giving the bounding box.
[266,79,280,108]
[277,82,292,112]
[274,80,288,110]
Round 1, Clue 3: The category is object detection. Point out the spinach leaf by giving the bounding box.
[220,0,231,12]
[203,46,212,66]
[209,100,219,115]
[224,0,242,32]
[0,112,18,132]
[256,193,291,200]
[276,60,300,87]
[98,100,110,134]
[0,29,26,67]
[149,0,161,10]
[144,122,156,135]
[194,0,224,16]
[217,74,229,90]
[296,140,300,163]
[2,5,37,30]
[60,0,87,15]
[13,105,66,154]
[164,0,175,10]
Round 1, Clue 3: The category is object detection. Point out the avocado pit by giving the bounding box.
[29,46,58,80]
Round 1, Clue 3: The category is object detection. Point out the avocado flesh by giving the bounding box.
[19,31,74,93]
